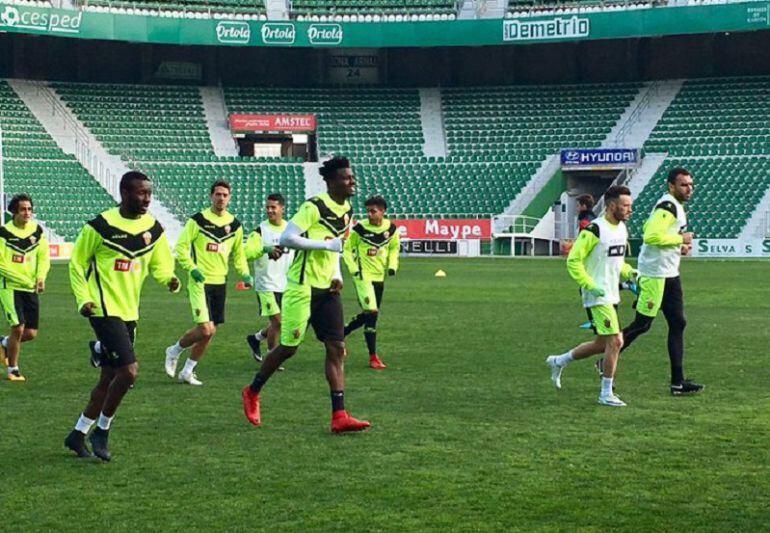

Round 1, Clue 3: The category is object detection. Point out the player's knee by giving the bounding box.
[278,344,297,359]
[200,323,216,339]
[633,314,654,334]
[326,340,346,360]
[24,329,37,341]
[9,326,24,340]
[118,364,138,386]
[670,314,687,331]
[608,335,623,352]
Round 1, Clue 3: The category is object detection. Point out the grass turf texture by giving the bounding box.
[1,259,767,531]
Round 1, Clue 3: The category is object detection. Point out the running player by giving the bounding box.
[616,167,703,395]
[546,185,636,407]
[245,194,293,362]
[0,194,50,381]
[65,171,180,461]
[342,195,399,370]
[164,180,252,385]
[241,156,370,433]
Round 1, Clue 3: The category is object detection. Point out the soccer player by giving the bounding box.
[576,193,596,232]
[546,185,636,407]
[0,194,50,381]
[241,156,371,433]
[164,180,252,385]
[615,167,703,395]
[245,193,293,361]
[64,171,180,461]
[342,195,399,369]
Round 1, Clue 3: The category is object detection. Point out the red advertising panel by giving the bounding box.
[229,114,316,133]
[392,219,491,240]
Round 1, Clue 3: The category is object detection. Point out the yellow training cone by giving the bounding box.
[434,269,447,277]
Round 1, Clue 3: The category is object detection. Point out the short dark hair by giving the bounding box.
[210,180,231,194]
[8,193,33,214]
[576,194,595,209]
[364,196,387,210]
[604,185,631,203]
[319,156,350,181]
[120,171,150,192]
[667,167,691,184]
[266,193,285,206]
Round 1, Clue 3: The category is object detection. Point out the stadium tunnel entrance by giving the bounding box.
[556,148,641,243]
[229,113,317,162]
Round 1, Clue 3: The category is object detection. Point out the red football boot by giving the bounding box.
[331,410,371,434]
[369,354,387,370]
[241,386,261,426]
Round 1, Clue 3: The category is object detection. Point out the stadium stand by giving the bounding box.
[0,81,114,240]
[631,76,770,239]
[53,82,305,227]
[225,83,639,216]
[77,0,267,17]
[291,0,456,18]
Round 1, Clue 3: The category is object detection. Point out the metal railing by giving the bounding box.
[609,81,659,148]
[492,214,541,235]
[32,81,121,198]
[593,167,635,215]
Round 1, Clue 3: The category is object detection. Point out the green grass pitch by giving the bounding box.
[1,259,767,530]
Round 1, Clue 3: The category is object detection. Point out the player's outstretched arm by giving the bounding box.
[69,225,100,314]
[566,226,599,292]
[280,222,342,252]
[642,205,684,247]
[150,233,181,293]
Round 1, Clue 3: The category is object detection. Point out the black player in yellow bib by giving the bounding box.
[164,180,252,386]
[342,196,399,370]
[0,194,50,382]
[242,157,371,433]
[65,172,180,461]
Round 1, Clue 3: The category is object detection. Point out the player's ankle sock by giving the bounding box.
[168,341,185,357]
[1,336,8,348]
[601,377,614,396]
[255,330,266,342]
[364,328,377,356]
[7,366,19,374]
[182,358,198,374]
[331,390,345,413]
[93,341,103,354]
[250,373,267,393]
[554,351,574,367]
[97,412,114,431]
[75,413,95,435]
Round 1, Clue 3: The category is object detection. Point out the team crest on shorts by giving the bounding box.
[293,329,301,339]
[647,302,654,310]
[604,319,611,328]
[195,309,201,316]
[142,231,152,246]
[364,297,370,304]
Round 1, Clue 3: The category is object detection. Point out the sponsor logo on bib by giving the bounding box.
[11,254,24,263]
[114,259,131,272]
[367,248,377,256]
[207,242,219,252]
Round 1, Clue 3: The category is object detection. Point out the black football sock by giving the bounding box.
[364,313,378,356]
[250,373,268,393]
[331,390,345,413]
